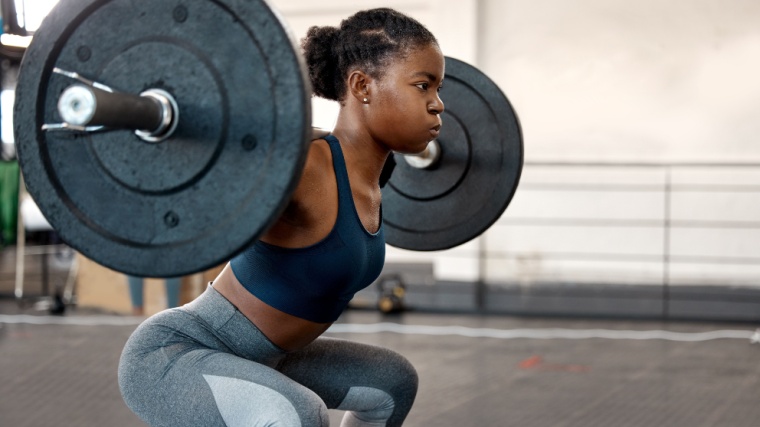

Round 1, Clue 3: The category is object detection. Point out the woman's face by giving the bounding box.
[365,42,445,154]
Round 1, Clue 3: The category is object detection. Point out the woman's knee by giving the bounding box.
[335,346,418,426]
[374,349,418,426]
[380,347,419,397]
[337,386,396,424]
[202,374,329,427]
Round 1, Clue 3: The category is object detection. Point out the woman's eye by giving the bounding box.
[416,83,429,91]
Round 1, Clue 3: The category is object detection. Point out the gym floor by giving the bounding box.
[1,297,759,427]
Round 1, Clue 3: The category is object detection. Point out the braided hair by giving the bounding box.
[301,8,438,102]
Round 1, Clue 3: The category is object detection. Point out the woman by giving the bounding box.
[119,8,444,426]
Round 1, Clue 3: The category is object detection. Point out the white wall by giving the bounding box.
[479,0,760,288]
[479,0,760,163]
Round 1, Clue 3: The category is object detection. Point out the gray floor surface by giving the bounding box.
[1,297,759,427]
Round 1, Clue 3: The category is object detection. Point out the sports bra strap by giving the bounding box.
[324,134,355,221]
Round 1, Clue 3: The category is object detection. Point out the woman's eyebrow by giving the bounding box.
[411,71,440,81]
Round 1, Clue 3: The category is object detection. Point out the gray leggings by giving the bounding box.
[118,285,418,426]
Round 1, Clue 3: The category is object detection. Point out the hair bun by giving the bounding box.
[302,26,342,101]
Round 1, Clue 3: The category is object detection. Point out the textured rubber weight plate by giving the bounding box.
[382,57,523,251]
[15,0,311,276]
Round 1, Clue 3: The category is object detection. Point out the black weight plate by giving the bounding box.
[382,57,523,251]
[15,0,311,277]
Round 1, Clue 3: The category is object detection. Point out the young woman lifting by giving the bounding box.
[119,8,444,426]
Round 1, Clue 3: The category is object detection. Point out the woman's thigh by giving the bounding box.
[277,337,419,427]
[119,311,329,427]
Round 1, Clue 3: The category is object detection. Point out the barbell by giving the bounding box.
[14,0,523,277]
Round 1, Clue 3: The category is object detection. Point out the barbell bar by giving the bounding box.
[47,71,442,165]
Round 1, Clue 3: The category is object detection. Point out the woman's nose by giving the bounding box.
[429,95,444,115]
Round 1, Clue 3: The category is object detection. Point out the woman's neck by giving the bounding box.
[331,113,390,188]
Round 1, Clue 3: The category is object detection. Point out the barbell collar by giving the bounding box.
[134,89,179,143]
[403,139,441,169]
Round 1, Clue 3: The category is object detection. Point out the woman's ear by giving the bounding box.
[347,69,372,104]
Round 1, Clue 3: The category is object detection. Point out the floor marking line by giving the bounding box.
[326,323,755,342]
[0,315,755,342]
[0,314,144,326]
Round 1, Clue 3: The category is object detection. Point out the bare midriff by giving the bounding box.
[211,263,332,352]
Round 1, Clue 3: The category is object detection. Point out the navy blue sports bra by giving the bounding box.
[229,135,385,322]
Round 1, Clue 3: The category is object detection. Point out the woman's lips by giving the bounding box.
[429,124,441,138]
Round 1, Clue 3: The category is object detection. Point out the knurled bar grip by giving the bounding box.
[57,84,168,133]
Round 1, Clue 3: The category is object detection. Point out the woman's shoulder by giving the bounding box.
[290,139,336,208]
[303,138,334,179]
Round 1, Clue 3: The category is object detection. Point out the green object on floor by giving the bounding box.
[0,160,19,247]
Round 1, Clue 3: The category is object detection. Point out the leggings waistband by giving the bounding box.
[182,284,286,365]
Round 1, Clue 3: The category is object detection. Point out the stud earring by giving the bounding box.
[363,97,369,103]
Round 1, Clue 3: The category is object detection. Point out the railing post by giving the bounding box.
[662,168,671,319]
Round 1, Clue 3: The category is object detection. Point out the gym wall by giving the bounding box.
[478,0,760,291]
